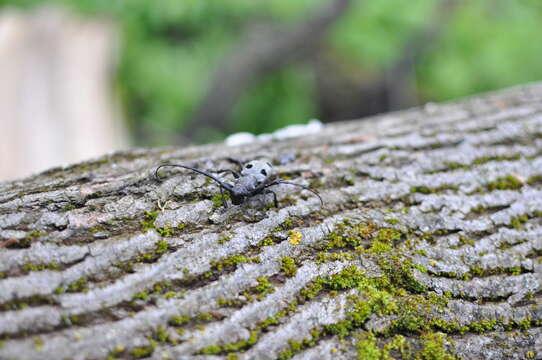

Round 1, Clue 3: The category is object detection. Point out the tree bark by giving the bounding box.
[1,83,542,360]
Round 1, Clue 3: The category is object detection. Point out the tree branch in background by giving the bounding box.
[315,0,463,121]
[385,0,463,110]
[187,0,351,140]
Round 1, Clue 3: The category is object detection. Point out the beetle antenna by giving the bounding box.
[265,180,323,207]
[154,164,234,192]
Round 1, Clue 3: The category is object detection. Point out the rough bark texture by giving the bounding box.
[1,83,542,360]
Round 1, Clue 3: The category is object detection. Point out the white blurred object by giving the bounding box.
[225,119,323,146]
[271,119,323,140]
[0,7,127,181]
[224,132,256,146]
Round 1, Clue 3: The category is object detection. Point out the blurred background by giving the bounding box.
[1,0,542,181]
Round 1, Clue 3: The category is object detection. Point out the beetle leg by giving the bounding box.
[224,157,245,172]
[213,169,241,179]
[219,186,228,208]
[263,179,323,207]
[263,189,278,208]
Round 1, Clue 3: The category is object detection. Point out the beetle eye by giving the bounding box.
[261,169,267,176]
[246,164,253,169]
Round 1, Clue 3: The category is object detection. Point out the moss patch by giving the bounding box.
[323,220,376,250]
[280,257,298,278]
[486,175,523,191]
[211,255,260,272]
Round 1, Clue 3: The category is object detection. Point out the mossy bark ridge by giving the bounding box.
[1,83,542,359]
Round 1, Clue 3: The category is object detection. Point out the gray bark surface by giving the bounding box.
[1,83,542,360]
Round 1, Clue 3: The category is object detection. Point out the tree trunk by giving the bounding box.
[1,83,542,360]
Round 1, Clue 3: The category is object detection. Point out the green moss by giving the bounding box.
[211,255,260,272]
[198,331,258,355]
[367,240,392,254]
[277,331,323,360]
[470,205,486,213]
[443,161,469,170]
[140,211,159,231]
[253,277,274,295]
[378,257,428,294]
[278,340,295,360]
[364,227,403,254]
[162,291,177,299]
[468,320,496,333]
[509,214,529,229]
[430,319,466,334]
[384,335,411,359]
[218,235,232,244]
[324,220,376,250]
[33,336,44,351]
[212,192,231,209]
[410,185,459,194]
[468,265,523,277]
[410,186,432,194]
[356,333,382,360]
[21,262,59,272]
[156,225,174,237]
[280,257,298,278]
[131,345,154,358]
[199,344,222,355]
[196,313,215,322]
[257,301,298,329]
[456,235,475,248]
[133,291,148,301]
[486,175,523,191]
[315,251,354,264]
[108,345,125,359]
[177,222,187,231]
[134,240,173,264]
[155,240,169,254]
[300,266,369,301]
[15,230,47,248]
[217,297,244,307]
[527,175,542,186]
[66,278,88,293]
[344,176,355,186]
[223,330,258,352]
[168,315,190,326]
[472,154,520,166]
[299,280,324,300]
[155,326,169,343]
[327,266,367,290]
[273,218,295,232]
[257,236,276,247]
[417,332,455,360]
[385,218,400,225]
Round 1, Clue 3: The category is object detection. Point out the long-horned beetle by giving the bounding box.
[154,158,323,208]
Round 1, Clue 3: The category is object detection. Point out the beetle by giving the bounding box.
[154,159,323,208]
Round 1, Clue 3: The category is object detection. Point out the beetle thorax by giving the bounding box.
[233,175,261,194]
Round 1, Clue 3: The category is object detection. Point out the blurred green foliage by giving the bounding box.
[3,0,542,145]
